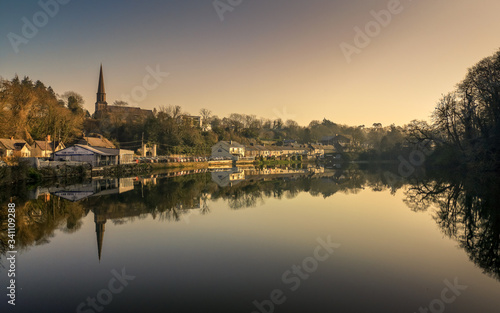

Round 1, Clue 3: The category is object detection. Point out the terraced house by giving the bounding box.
[32,136,66,158]
[0,138,32,158]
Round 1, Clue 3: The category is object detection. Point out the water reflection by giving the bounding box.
[404,171,500,280]
[1,166,499,283]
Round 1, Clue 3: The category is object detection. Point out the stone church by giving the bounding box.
[94,65,154,121]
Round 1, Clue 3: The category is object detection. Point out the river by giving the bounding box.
[0,165,498,313]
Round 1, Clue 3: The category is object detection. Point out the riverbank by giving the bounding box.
[0,158,318,185]
[0,163,153,186]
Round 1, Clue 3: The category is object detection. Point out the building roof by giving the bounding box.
[77,144,115,155]
[320,136,335,142]
[245,145,260,152]
[309,144,325,149]
[106,106,154,116]
[34,140,64,151]
[14,142,29,149]
[79,136,116,148]
[34,140,51,150]
[320,135,352,143]
[218,141,244,148]
[335,134,352,142]
[0,138,30,151]
[54,144,114,156]
[245,144,307,153]
[56,144,133,156]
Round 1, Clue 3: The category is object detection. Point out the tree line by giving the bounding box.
[1,48,499,168]
[408,49,500,170]
[0,76,86,143]
[0,75,410,155]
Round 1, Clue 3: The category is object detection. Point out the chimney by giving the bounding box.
[46,135,51,142]
[10,136,14,140]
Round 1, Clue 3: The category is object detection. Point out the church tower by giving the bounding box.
[95,64,108,116]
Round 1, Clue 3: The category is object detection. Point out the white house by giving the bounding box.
[211,141,245,160]
[0,138,32,158]
[53,145,134,167]
[32,138,66,158]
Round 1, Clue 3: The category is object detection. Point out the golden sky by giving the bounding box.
[1,0,499,126]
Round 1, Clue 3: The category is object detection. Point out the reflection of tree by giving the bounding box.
[200,193,210,215]
[0,196,86,260]
[404,173,500,281]
[1,168,388,259]
[11,166,500,278]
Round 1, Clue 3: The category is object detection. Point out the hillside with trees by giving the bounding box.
[409,49,500,171]
[1,48,499,170]
[0,74,409,156]
[0,76,87,143]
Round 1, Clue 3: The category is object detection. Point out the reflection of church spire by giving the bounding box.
[94,211,106,262]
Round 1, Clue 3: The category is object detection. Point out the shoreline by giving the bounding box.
[0,159,318,186]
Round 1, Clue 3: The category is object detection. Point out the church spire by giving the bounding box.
[97,64,106,102]
[95,64,108,116]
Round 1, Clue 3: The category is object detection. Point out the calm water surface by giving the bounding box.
[0,167,499,313]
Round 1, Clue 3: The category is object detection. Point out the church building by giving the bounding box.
[94,65,154,121]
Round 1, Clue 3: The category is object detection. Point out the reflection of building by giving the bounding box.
[138,176,157,186]
[41,178,135,201]
[244,144,318,159]
[95,212,106,261]
[211,169,245,187]
[53,145,134,167]
[211,166,327,185]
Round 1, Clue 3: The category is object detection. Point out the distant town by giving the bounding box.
[2,48,500,179]
[0,64,410,177]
